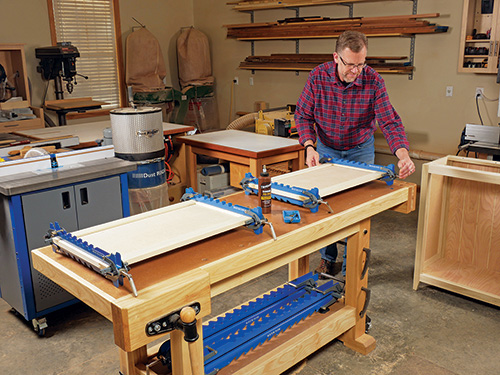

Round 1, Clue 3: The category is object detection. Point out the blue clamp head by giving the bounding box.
[282,210,301,223]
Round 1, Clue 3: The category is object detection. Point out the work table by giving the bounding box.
[32,178,416,375]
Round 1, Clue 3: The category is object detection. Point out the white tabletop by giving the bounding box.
[178,129,301,153]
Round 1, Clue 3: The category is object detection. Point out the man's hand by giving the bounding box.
[304,141,320,167]
[395,148,415,179]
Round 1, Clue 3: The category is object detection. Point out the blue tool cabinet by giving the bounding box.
[0,158,134,334]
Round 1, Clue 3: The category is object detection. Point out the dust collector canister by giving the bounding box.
[110,107,165,161]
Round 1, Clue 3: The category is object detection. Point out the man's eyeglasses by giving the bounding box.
[338,54,366,71]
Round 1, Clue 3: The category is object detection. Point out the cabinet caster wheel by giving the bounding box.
[32,317,48,337]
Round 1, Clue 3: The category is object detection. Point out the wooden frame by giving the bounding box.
[32,179,415,375]
[414,156,500,306]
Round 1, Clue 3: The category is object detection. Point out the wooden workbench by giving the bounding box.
[32,179,415,375]
[177,130,305,188]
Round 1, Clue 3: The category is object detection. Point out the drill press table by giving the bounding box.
[32,179,415,375]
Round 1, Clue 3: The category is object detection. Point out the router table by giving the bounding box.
[32,179,415,375]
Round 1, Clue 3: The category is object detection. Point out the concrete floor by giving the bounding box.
[1,207,500,375]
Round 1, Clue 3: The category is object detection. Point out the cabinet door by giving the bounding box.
[21,186,78,312]
[74,175,123,229]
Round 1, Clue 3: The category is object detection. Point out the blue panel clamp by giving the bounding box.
[154,272,344,375]
[181,187,276,240]
[45,222,138,296]
[240,174,331,213]
[319,155,397,186]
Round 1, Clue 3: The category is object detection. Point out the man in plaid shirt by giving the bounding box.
[295,30,415,277]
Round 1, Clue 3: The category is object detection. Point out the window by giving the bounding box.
[47,0,125,114]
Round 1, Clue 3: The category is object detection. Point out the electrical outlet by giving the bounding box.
[234,77,239,85]
[476,87,484,99]
[446,86,453,97]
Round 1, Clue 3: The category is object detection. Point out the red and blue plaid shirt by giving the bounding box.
[295,61,409,154]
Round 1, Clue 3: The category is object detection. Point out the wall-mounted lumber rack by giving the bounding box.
[238,53,413,74]
[228,0,414,11]
[225,13,448,40]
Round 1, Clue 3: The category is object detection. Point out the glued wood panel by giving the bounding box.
[73,200,251,264]
[272,164,383,198]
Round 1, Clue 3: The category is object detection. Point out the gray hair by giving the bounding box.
[336,30,368,53]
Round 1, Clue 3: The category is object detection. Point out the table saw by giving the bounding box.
[32,173,415,374]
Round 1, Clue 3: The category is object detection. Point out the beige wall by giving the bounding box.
[193,0,500,159]
[1,0,499,181]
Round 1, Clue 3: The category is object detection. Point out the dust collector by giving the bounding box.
[110,107,168,213]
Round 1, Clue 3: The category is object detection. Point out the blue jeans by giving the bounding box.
[317,136,375,273]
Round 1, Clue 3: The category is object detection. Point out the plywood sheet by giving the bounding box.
[72,200,251,264]
[272,164,383,197]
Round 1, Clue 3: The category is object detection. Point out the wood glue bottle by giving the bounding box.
[259,165,272,214]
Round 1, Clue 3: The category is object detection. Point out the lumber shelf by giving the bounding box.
[230,0,414,11]
[239,63,413,74]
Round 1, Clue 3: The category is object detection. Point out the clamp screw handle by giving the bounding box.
[180,306,196,324]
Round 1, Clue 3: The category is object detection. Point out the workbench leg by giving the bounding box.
[171,319,205,375]
[185,144,197,190]
[339,219,376,355]
[288,256,309,280]
[119,346,148,375]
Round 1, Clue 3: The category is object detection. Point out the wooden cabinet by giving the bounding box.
[413,156,500,307]
[458,0,500,73]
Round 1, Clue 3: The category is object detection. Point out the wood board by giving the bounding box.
[272,163,384,197]
[71,200,258,264]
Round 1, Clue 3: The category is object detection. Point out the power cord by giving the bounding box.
[475,91,499,126]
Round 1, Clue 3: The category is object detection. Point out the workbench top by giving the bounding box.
[0,157,136,196]
[33,179,415,314]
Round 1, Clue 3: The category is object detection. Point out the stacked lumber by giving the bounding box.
[238,53,413,73]
[229,0,408,12]
[226,13,448,40]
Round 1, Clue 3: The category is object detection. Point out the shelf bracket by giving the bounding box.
[407,0,417,80]
[289,7,301,75]
[408,36,415,80]
[339,3,354,18]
